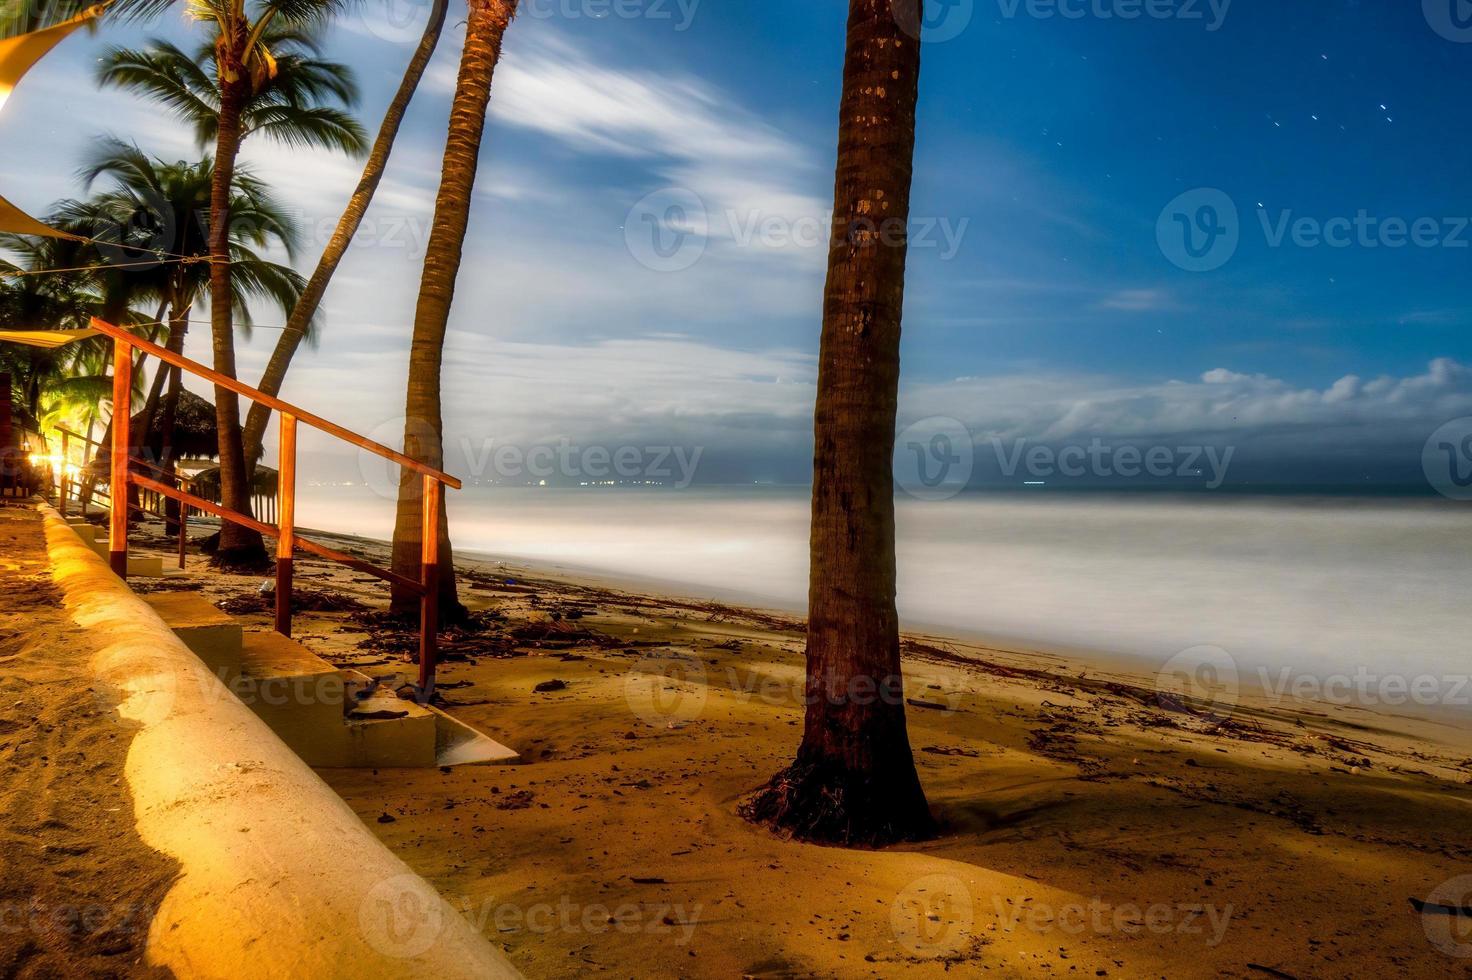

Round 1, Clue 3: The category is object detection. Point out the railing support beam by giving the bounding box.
[108,338,131,579]
[275,413,297,637]
[418,474,441,698]
[59,430,69,517]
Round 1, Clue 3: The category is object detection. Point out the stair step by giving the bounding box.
[86,538,166,577]
[141,592,242,678]
[238,629,343,684]
[340,694,438,769]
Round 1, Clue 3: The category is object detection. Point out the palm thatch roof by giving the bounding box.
[82,390,263,487]
[134,389,226,461]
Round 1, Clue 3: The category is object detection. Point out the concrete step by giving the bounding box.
[135,577,518,769]
[233,632,442,769]
[67,522,99,545]
[341,690,439,768]
[85,537,166,577]
[140,592,242,680]
[234,630,350,757]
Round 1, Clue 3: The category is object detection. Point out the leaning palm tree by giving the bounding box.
[99,5,364,566]
[388,0,520,625]
[241,0,450,474]
[741,0,934,846]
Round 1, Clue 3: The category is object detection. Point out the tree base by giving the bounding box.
[387,596,470,630]
[209,540,272,573]
[740,759,937,848]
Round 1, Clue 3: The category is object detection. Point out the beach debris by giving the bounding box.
[1246,966,1298,980]
[493,790,535,810]
[218,586,366,615]
[1410,896,1472,916]
[349,707,409,721]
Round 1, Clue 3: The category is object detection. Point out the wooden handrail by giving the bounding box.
[130,473,424,594]
[53,423,104,451]
[88,317,462,490]
[97,315,452,697]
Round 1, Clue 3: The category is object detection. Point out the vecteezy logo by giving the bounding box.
[1419,875,1472,956]
[1423,417,1472,500]
[891,874,975,957]
[623,651,708,727]
[894,417,973,500]
[1425,0,1472,42]
[624,187,708,272]
[1155,645,1239,727]
[357,415,439,501]
[1157,188,1240,272]
[892,0,974,43]
[359,874,447,959]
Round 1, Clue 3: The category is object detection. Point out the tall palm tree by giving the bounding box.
[741,0,934,847]
[388,0,520,624]
[101,4,364,566]
[241,0,450,474]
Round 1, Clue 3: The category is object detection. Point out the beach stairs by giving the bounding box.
[134,591,520,769]
[65,519,173,579]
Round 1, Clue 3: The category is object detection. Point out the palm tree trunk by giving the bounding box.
[158,301,190,526]
[208,36,266,568]
[242,0,450,475]
[741,0,933,848]
[389,0,519,622]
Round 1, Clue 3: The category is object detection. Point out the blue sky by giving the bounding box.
[5,0,1472,489]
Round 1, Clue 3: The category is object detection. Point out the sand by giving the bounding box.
[0,505,178,979]
[35,515,1472,978]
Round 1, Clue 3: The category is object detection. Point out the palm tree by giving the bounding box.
[388,0,520,623]
[100,4,364,566]
[241,0,450,474]
[66,140,305,469]
[740,0,934,847]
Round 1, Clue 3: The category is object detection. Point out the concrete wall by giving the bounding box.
[40,504,520,979]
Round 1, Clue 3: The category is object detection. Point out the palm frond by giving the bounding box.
[242,104,367,155]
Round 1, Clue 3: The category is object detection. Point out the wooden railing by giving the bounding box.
[90,317,461,697]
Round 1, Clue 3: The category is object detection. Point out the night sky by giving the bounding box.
[4,1,1471,489]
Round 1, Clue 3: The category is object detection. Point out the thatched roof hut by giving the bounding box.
[83,390,263,491]
[135,389,226,461]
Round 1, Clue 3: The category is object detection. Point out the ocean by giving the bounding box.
[294,485,1472,707]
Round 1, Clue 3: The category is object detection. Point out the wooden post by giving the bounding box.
[418,475,441,698]
[177,475,188,570]
[275,413,297,637]
[109,339,131,578]
[58,430,69,517]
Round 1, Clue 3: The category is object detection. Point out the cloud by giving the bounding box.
[904,359,1472,459]
[1097,288,1178,312]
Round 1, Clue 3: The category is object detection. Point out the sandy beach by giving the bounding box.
[99,518,1472,978]
[0,508,177,978]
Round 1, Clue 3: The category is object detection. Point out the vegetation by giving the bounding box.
[100,1,366,567]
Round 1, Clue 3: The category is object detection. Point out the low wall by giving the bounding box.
[39,504,520,979]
